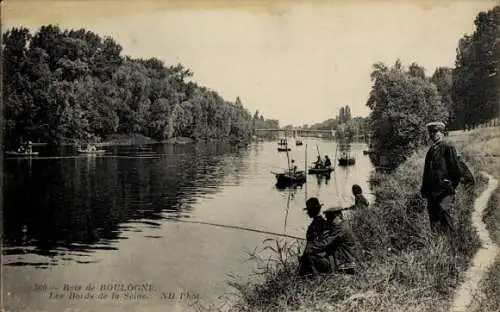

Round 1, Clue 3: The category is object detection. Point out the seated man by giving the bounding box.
[298,197,331,276]
[314,156,324,169]
[290,159,298,174]
[324,155,332,168]
[350,184,369,210]
[303,206,358,275]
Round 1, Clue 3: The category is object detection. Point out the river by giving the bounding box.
[2,139,374,312]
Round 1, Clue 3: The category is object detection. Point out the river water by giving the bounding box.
[2,139,374,312]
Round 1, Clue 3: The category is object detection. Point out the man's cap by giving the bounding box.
[303,197,323,211]
[425,121,445,131]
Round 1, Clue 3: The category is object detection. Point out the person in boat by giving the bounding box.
[298,197,331,276]
[26,141,33,153]
[314,155,324,169]
[350,184,369,210]
[290,159,298,174]
[324,155,332,168]
[420,121,462,234]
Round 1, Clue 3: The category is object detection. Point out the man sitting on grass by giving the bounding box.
[298,197,331,276]
[322,207,358,274]
[350,184,369,210]
[299,199,358,276]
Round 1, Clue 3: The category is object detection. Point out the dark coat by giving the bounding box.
[306,215,327,242]
[304,221,358,266]
[421,140,462,200]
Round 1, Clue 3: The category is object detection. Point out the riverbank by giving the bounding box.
[218,127,499,312]
[19,134,252,148]
[96,134,195,146]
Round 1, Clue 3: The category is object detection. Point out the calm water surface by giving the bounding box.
[3,139,374,312]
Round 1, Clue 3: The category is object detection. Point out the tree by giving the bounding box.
[345,105,351,122]
[367,60,447,170]
[2,25,274,146]
[431,67,455,129]
[339,107,345,124]
[452,5,499,129]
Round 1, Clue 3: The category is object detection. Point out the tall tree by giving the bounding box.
[452,5,499,128]
[367,60,447,170]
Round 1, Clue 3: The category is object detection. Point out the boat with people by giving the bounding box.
[77,144,106,154]
[338,152,356,166]
[5,150,39,156]
[277,138,291,152]
[274,171,307,188]
[5,141,38,156]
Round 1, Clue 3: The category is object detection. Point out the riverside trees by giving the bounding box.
[2,25,270,147]
[367,5,499,171]
[366,60,447,170]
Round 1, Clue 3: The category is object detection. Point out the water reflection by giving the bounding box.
[3,142,250,267]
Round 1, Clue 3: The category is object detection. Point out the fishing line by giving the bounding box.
[168,219,305,241]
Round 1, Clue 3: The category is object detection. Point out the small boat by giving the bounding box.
[77,144,106,154]
[5,150,39,156]
[77,148,106,154]
[296,140,303,146]
[277,138,291,152]
[338,157,355,166]
[308,166,334,174]
[363,150,373,155]
[274,171,306,187]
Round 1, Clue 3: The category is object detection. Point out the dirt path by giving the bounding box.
[450,172,499,312]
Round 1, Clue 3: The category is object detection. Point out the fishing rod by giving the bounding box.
[169,219,306,241]
[305,144,308,203]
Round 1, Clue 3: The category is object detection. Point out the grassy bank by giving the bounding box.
[214,127,499,312]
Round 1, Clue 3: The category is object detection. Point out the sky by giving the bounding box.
[2,0,497,126]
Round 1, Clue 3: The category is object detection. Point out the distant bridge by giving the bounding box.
[255,128,336,138]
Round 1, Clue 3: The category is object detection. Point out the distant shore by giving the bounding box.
[13,134,255,149]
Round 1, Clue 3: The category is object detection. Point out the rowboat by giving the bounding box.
[338,157,355,166]
[277,147,291,152]
[77,148,106,154]
[296,140,303,146]
[5,151,39,156]
[308,166,334,174]
[274,171,306,188]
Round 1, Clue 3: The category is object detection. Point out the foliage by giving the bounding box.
[431,67,456,129]
[366,60,448,170]
[307,118,339,131]
[338,105,352,124]
[1,25,272,147]
[452,5,499,129]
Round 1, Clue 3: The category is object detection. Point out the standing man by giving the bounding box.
[421,122,463,234]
